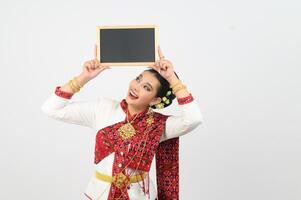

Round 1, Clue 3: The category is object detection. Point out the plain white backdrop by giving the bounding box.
[1,0,300,199]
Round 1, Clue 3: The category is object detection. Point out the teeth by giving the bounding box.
[130,90,138,98]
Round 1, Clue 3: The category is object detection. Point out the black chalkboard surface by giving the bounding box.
[96,25,158,66]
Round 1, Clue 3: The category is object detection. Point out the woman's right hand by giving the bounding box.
[80,44,111,81]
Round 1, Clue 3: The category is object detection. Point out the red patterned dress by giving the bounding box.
[41,86,203,200]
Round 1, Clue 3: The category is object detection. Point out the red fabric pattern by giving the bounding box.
[156,137,179,200]
[94,112,167,171]
[94,99,169,199]
[177,93,194,105]
[55,86,74,99]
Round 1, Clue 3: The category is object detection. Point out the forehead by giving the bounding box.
[140,71,161,88]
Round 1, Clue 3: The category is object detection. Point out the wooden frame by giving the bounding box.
[96,24,159,66]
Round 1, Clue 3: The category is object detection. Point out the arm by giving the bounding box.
[147,45,204,141]
[41,90,101,129]
[41,45,111,128]
[41,75,100,128]
[161,71,203,141]
[160,94,203,142]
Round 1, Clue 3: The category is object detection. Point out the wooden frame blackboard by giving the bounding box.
[96,25,159,66]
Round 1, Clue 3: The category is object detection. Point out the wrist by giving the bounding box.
[76,74,91,86]
[167,73,179,86]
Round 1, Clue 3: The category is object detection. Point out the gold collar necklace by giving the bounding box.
[118,109,140,140]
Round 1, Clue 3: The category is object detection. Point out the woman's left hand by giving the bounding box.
[148,45,178,84]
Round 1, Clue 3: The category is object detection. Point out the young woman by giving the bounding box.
[41,45,203,200]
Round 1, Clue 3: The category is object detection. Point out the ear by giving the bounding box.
[149,97,162,106]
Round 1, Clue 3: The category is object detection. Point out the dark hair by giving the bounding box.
[143,69,179,109]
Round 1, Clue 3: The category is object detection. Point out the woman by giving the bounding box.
[41,45,203,200]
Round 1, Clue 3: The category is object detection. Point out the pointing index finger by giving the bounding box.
[158,45,165,60]
[94,44,98,60]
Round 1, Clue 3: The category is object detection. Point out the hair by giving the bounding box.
[143,68,179,109]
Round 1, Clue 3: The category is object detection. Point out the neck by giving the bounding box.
[127,103,148,116]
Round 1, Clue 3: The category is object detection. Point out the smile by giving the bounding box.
[129,90,139,99]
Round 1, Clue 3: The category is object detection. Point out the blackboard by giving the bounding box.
[96,25,158,66]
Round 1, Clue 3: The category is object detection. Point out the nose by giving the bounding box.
[133,86,139,93]
[131,82,139,93]
[131,79,141,93]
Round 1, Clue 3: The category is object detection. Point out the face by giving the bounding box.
[125,71,162,110]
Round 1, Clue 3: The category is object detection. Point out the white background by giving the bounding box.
[1,0,300,199]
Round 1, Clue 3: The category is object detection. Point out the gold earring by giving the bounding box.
[147,107,154,125]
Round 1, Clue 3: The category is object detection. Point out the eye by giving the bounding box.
[135,76,140,82]
[144,85,151,92]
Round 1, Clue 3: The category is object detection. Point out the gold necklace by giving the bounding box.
[118,109,140,140]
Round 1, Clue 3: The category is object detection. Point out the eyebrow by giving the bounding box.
[139,74,153,90]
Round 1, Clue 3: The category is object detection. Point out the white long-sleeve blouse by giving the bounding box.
[41,88,203,200]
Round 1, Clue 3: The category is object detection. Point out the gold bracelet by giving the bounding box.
[72,77,83,88]
[172,82,184,91]
[170,80,182,90]
[172,84,187,94]
[68,80,77,93]
[71,79,81,92]
[68,79,80,93]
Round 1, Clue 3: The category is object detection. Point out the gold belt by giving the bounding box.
[95,171,147,188]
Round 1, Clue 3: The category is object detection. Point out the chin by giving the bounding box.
[125,95,138,105]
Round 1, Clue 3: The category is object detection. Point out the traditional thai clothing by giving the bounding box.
[41,86,203,200]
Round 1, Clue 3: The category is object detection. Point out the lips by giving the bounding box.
[128,90,139,100]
